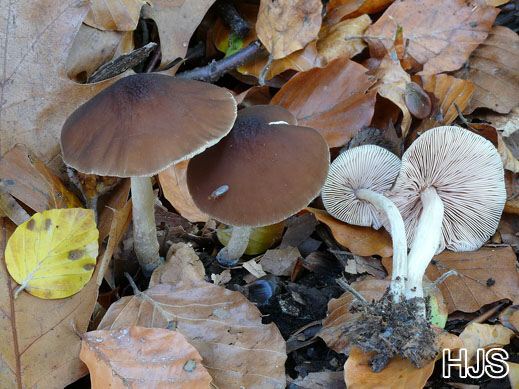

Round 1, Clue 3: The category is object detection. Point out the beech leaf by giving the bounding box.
[84,0,147,31]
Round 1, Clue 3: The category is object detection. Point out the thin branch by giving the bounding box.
[336,277,368,305]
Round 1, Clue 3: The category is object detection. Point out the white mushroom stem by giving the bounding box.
[131,176,162,274]
[405,187,444,315]
[356,188,408,302]
[225,226,252,260]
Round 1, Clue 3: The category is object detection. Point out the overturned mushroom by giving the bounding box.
[389,126,506,313]
[61,73,237,273]
[187,105,329,264]
[321,145,407,302]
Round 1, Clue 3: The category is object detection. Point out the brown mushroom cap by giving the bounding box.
[61,73,237,177]
[321,145,400,229]
[389,126,506,252]
[186,105,330,227]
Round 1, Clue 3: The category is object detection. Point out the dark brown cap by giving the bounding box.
[187,105,330,227]
[61,73,237,177]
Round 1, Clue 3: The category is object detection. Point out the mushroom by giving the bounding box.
[321,145,407,302]
[389,126,506,312]
[61,73,237,273]
[186,105,329,264]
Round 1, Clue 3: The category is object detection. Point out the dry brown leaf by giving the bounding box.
[256,0,323,59]
[260,246,300,276]
[0,144,82,212]
[290,370,345,388]
[325,0,393,24]
[459,323,514,364]
[84,0,146,31]
[308,208,392,257]
[97,179,131,243]
[0,216,108,387]
[316,15,371,62]
[0,0,123,163]
[98,281,287,388]
[499,305,519,332]
[498,132,519,173]
[370,53,412,137]
[480,107,519,137]
[211,269,232,286]
[271,57,376,147]
[455,26,519,114]
[365,0,499,75]
[420,74,475,127]
[159,161,209,223]
[509,362,519,388]
[66,24,124,82]
[150,243,206,287]
[142,0,216,66]
[81,326,211,388]
[382,247,519,313]
[243,259,268,279]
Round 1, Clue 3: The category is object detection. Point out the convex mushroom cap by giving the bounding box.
[389,126,506,253]
[321,145,401,229]
[186,105,329,227]
[61,73,237,177]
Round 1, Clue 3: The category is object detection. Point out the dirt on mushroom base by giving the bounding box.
[340,292,437,372]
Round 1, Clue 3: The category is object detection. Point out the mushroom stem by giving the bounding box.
[130,176,162,274]
[405,187,444,312]
[217,226,252,265]
[356,188,408,302]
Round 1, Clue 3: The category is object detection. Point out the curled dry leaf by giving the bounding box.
[365,0,499,75]
[159,161,209,223]
[498,132,519,173]
[98,281,287,388]
[271,57,377,147]
[455,26,519,114]
[370,53,412,137]
[420,74,475,127]
[308,208,393,257]
[142,0,217,66]
[84,0,146,31]
[0,145,81,213]
[325,0,393,24]
[459,323,514,364]
[256,0,323,59]
[81,326,211,389]
[0,0,123,163]
[316,15,371,63]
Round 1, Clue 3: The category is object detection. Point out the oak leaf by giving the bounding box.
[81,326,212,389]
[271,58,376,147]
[365,0,499,75]
[256,0,323,59]
[325,0,393,24]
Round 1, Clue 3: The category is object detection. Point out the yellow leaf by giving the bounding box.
[5,208,99,299]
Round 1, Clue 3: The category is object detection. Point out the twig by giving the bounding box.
[336,277,368,305]
[432,269,458,287]
[258,54,273,86]
[215,0,250,39]
[176,40,263,82]
[88,42,158,83]
[454,103,474,130]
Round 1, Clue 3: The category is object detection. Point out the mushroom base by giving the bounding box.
[340,291,437,372]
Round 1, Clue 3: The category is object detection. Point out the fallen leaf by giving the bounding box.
[325,0,393,24]
[142,0,217,66]
[308,208,392,257]
[99,281,287,388]
[458,323,514,364]
[370,53,412,137]
[498,132,519,173]
[217,222,285,256]
[211,269,232,286]
[509,361,519,388]
[290,370,345,388]
[81,326,212,388]
[0,217,106,387]
[5,208,98,299]
[0,145,82,212]
[84,0,146,31]
[383,247,519,313]
[420,74,475,127]
[150,243,206,287]
[243,259,268,279]
[256,0,323,59]
[280,213,318,249]
[0,0,122,163]
[480,107,519,136]
[455,26,519,114]
[316,15,371,62]
[66,24,124,82]
[159,161,209,223]
[260,246,300,276]
[499,305,519,332]
[97,179,131,243]
[271,58,377,147]
[234,86,272,106]
[364,0,499,75]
